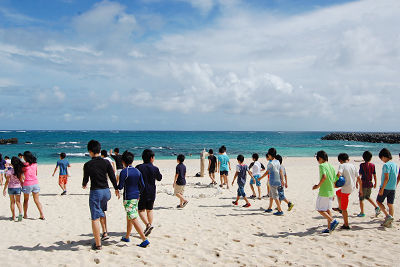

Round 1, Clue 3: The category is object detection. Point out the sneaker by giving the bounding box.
[375,207,381,217]
[273,211,284,216]
[357,213,365,217]
[61,190,67,195]
[121,237,130,242]
[288,203,294,211]
[144,225,154,237]
[243,203,251,208]
[265,208,273,213]
[329,219,339,232]
[18,213,23,222]
[249,195,256,199]
[383,215,394,227]
[181,201,188,208]
[138,239,149,248]
[232,201,238,205]
[340,225,350,230]
[321,228,330,234]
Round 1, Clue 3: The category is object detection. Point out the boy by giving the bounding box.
[207,149,217,185]
[101,150,116,173]
[110,148,123,182]
[334,153,358,229]
[117,151,149,248]
[231,155,252,207]
[218,146,231,189]
[174,154,188,208]
[260,148,284,216]
[275,155,294,211]
[377,148,399,227]
[83,140,118,250]
[248,153,265,200]
[136,149,163,237]
[52,152,71,195]
[357,151,380,217]
[312,150,339,233]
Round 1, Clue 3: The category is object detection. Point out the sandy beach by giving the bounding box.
[1,156,399,266]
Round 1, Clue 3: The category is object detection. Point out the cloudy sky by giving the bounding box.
[0,0,399,131]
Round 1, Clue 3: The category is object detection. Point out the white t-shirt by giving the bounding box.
[105,156,114,166]
[338,163,358,194]
[250,161,262,176]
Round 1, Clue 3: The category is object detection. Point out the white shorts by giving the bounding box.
[0,170,5,174]
[316,195,333,211]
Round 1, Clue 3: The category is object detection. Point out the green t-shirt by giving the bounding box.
[318,162,338,197]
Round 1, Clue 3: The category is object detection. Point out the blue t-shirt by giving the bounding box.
[381,161,398,190]
[0,159,6,170]
[117,166,145,200]
[218,154,230,172]
[56,159,70,175]
[236,164,247,184]
[176,163,186,185]
[268,159,281,186]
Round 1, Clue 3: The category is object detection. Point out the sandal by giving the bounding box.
[101,232,109,241]
[91,243,102,250]
[332,208,342,214]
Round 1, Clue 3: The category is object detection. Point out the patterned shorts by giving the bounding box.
[124,199,139,220]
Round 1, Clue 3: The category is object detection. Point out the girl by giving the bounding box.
[3,157,24,221]
[22,151,45,220]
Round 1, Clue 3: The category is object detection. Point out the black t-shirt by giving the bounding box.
[175,163,186,185]
[136,162,163,201]
[208,155,217,169]
[111,154,124,170]
[83,156,118,190]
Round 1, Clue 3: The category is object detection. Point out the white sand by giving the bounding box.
[1,156,399,266]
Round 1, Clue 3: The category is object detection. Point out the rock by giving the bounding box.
[94,258,100,264]
[0,138,18,145]
[321,133,400,144]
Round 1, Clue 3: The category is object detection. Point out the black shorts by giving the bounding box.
[377,189,395,205]
[209,167,215,174]
[138,198,155,211]
[220,170,228,176]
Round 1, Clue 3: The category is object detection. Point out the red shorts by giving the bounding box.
[336,189,350,210]
[59,175,68,185]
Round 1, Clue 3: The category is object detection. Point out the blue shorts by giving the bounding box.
[8,188,21,195]
[250,175,261,186]
[220,170,228,176]
[22,184,40,194]
[278,186,286,201]
[89,188,111,220]
[237,183,246,197]
[377,189,395,205]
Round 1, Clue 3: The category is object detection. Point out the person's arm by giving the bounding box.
[313,174,327,190]
[173,173,178,188]
[107,163,118,189]
[259,169,269,180]
[112,162,116,173]
[231,171,238,186]
[357,175,363,196]
[397,173,400,187]
[208,159,211,171]
[280,169,285,187]
[373,173,377,188]
[284,173,288,188]
[379,173,389,195]
[260,163,265,171]
[228,160,231,171]
[218,160,221,173]
[52,166,58,177]
[155,167,163,181]
[82,164,89,189]
[3,174,10,196]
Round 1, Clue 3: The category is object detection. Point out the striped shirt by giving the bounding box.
[359,162,375,188]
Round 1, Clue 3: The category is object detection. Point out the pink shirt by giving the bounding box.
[23,163,38,186]
[6,169,22,189]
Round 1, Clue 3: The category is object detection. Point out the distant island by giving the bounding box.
[321,133,400,144]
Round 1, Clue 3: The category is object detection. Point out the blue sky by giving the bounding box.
[0,0,399,131]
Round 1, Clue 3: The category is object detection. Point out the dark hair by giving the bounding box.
[275,154,283,164]
[338,153,349,162]
[316,150,328,162]
[121,150,134,165]
[114,148,120,153]
[11,157,24,181]
[87,140,101,154]
[252,153,259,161]
[18,153,23,157]
[142,149,155,163]
[4,156,9,160]
[177,154,185,163]
[101,150,108,157]
[219,147,224,154]
[208,149,213,154]
[60,152,66,159]
[267,148,277,158]
[379,148,392,160]
[23,151,37,164]
[221,145,226,152]
[362,151,372,162]
[237,154,244,163]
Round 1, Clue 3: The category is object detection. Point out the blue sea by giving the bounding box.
[0,131,399,164]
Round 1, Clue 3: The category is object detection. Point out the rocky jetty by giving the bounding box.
[321,133,400,144]
[0,138,18,145]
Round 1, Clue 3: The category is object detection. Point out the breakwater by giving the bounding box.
[321,133,400,144]
[0,138,18,145]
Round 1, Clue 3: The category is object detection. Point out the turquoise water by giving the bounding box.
[0,131,399,164]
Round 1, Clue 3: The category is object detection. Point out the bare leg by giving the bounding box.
[132,218,146,241]
[243,196,250,204]
[146,210,154,225]
[100,214,107,234]
[32,192,44,219]
[9,195,16,220]
[377,201,389,217]
[366,198,378,209]
[250,184,256,196]
[23,193,29,218]
[267,197,274,209]
[125,216,132,239]
[360,200,365,214]
[220,174,224,187]
[91,219,102,247]
[274,198,283,212]
[0,173,3,185]
[15,195,23,215]
[176,193,187,206]
[342,209,349,226]
[388,203,394,217]
[318,210,334,228]
[257,186,261,199]
[139,210,149,226]
[224,175,229,189]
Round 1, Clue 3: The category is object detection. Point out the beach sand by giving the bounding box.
[0,156,399,266]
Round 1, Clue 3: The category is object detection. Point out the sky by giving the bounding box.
[0,0,399,131]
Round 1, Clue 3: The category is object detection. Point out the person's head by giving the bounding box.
[266,148,277,160]
[275,154,283,165]
[208,149,213,155]
[121,150,134,166]
[316,150,328,163]
[379,148,392,162]
[4,156,9,160]
[362,151,373,162]
[177,154,185,163]
[0,153,2,160]
[337,153,349,163]
[18,153,23,158]
[142,149,155,163]
[252,153,259,161]
[60,152,66,159]
[23,151,37,164]
[237,154,244,164]
[219,147,224,154]
[114,148,120,154]
[11,156,24,179]
[87,140,101,154]
[221,145,226,152]
[101,150,108,158]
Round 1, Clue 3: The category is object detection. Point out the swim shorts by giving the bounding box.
[124,199,139,220]
[250,175,261,186]
[138,198,155,211]
[278,186,286,201]
[359,187,372,201]
[59,175,68,185]
[336,189,350,210]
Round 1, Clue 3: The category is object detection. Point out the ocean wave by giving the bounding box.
[344,145,370,148]
[17,131,26,132]
[0,131,10,133]
[65,153,90,157]
[73,145,82,148]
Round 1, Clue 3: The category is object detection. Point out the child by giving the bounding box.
[333,153,358,229]
[83,140,118,250]
[110,148,124,182]
[248,153,265,200]
[376,148,399,227]
[231,155,252,207]
[117,151,149,248]
[207,149,217,185]
[101,150,116,173]
[5,156,11,170]
[275,155,294,211]
[312,150,339,233]
[357,151,380,217]
[174,154,188,208]
[218,146,231,189]
[0,153,6,185]
[52,152,71,195]
[260,148,284,216]
[3,157,24,221]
